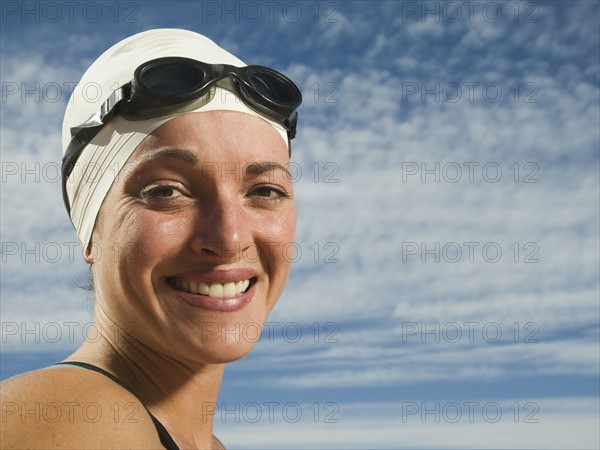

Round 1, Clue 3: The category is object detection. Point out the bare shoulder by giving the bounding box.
[1,365,163,449]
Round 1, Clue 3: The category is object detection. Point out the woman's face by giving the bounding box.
[87,111,296,364]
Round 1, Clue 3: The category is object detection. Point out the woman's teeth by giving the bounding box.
[171,279,250,298]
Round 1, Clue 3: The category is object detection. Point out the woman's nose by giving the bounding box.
[189,195,254,263]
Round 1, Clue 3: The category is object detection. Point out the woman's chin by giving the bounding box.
[158,324,262,365]
[190,340,259,365]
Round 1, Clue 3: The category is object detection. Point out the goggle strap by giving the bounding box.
[69,85,131,138]
[100,84,131,122]
[286,112,298,140]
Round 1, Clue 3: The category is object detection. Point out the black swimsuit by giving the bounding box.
[55,361,179,450]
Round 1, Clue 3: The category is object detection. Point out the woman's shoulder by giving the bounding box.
[1,365,163,449]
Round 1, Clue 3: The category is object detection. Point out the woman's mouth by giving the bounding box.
[168,278,252,298]
[166,271,258,312]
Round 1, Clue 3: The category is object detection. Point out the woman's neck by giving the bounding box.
[68,323,225,449]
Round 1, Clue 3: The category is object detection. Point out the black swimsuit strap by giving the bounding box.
[55,361,180,450]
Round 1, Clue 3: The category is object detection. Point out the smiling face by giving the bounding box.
[86,111,296,364]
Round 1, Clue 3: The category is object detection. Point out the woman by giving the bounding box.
[1,29,301,449]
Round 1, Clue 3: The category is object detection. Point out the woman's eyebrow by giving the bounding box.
[136,147,198,166]
[245,161,291,179]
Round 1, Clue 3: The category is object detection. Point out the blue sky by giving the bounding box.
[1,1,599,448]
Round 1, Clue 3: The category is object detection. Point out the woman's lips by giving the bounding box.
[170,278,251,298]
[167,269,257,312]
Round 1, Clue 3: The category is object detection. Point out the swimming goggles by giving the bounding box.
[62,56,302,211]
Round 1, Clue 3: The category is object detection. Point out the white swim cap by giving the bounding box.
[62,29,289,245]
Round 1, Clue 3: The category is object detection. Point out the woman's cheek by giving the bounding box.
[125,211,189,259]
[264,210,296,276]
[272,209,297,251]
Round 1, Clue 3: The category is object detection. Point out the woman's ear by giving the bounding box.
[83,242,96,264]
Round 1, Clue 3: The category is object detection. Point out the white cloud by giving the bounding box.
[214,397,599,449]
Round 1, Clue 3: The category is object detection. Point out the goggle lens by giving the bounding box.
[137,61,207,99]
[249,71,300,105]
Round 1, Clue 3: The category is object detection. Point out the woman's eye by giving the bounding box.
[141,185,182,199]
[251,186,289,201]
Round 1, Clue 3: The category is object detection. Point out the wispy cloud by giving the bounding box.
[214,397,599,449]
